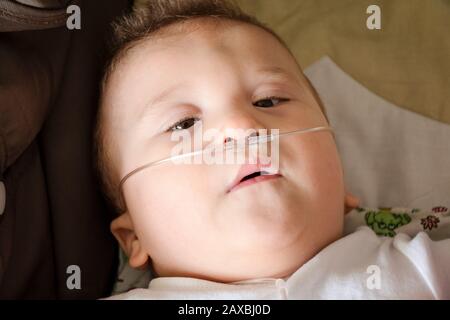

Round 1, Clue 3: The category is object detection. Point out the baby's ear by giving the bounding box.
[344,191,360,215]
[110,213,149,269]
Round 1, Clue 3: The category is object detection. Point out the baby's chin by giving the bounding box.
[219,180,306,236]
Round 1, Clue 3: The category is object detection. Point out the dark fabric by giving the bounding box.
[0,0,71,32]
[0,38,51,174]
[0,142,55,298]
[0,0,130,299]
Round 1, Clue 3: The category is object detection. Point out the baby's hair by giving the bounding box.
[95,0,327,215]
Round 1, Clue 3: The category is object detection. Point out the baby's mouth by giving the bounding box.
[227,163,282,193]
[240,170,269,182]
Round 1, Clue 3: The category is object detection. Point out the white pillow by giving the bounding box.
[304,56,450,209]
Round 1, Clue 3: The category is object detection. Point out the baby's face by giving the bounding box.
[103,20,346,282]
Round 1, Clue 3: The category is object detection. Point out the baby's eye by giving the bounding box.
[168,117,200,131]
[253,96,289,108]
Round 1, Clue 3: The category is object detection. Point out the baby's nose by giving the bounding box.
[223,131,259,144]
[219,111,266,144]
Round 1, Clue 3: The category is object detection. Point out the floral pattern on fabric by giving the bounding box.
[353,206,449,237]
[421,215,440,231]
[363,208,411,237]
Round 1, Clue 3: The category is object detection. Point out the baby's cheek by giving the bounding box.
[288,134,345,215]
[123,167,216,249]
[290,133,342,178]
[311,138,346,231]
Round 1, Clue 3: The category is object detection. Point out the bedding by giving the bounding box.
[305,56,450,209]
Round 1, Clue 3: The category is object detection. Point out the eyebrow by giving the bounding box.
[257,66,301,83]
[138,81,188,120]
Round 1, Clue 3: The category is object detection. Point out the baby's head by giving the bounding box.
[95,0,358,282]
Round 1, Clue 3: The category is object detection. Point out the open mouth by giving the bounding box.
[239,170,270,182]
[227,165,281,193]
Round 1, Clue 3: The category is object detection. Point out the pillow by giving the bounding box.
[304,56,450,209]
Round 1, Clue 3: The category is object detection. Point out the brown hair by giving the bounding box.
[95,0,325,214]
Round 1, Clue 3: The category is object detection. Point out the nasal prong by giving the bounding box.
[247,133,274,145]
[223,136,236,150]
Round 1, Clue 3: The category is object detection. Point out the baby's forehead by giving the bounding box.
[102,19,304,124]
[114,18,301,82]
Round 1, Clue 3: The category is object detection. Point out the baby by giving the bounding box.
[96,0,450,299]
